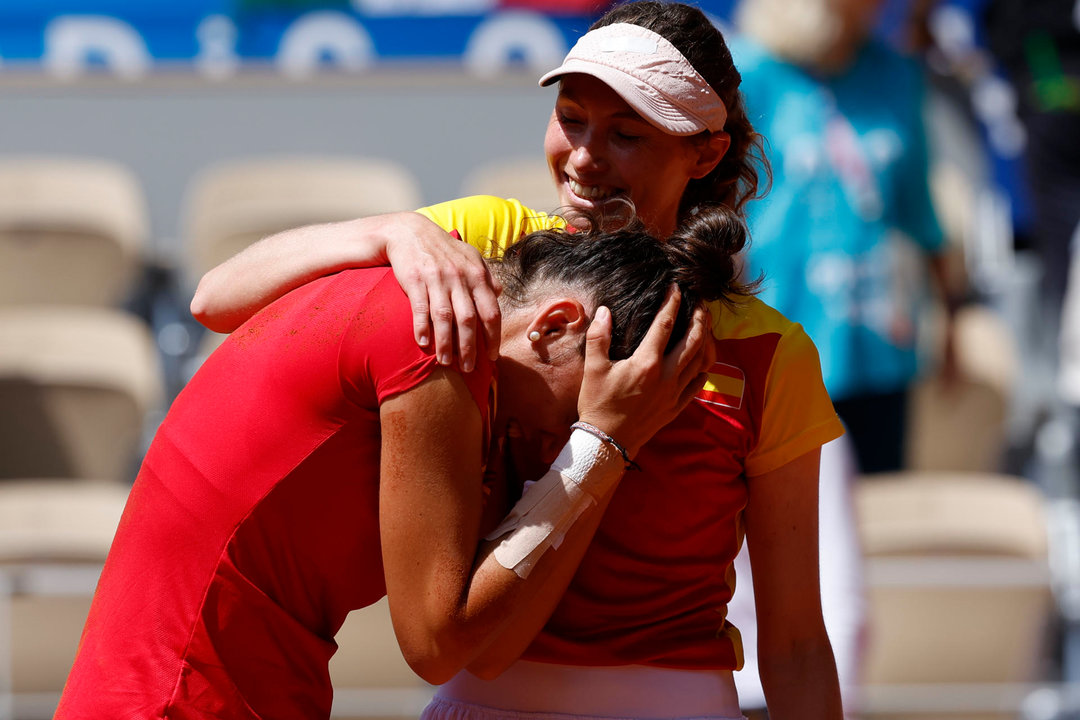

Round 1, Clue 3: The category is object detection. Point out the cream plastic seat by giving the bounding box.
[0,491,432,720]
[906,304,1019,473]
[0,306,164,483]
[329,598,435,719]
[460,156,560,213]
[0,157,148,308]
[856,471,1055,719]
[183,156,423,280]
[0,479,131,719]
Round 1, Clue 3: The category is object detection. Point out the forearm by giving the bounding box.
[463,482,618,679]
[387,427,626,684]
[190,212,417,333]
[759,632,843,720]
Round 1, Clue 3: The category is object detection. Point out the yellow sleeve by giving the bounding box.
[745,323,846,478]
[416,195,563,258]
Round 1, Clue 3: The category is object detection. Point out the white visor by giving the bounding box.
[539,23,727,136]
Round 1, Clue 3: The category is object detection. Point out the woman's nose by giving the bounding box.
[569,135,605,172]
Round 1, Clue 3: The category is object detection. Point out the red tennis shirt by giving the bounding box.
[56,268,493,719]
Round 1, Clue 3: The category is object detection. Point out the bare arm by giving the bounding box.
[191,214,405,333]
[464,292,715,676]
[191,211,501,370]
[379,292,713,684]
[378,369,620,685]
[745,449,844,720]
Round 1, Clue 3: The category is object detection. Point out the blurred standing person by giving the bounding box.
[733,0,962,476]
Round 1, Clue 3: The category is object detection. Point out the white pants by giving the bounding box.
[421,661,745,720]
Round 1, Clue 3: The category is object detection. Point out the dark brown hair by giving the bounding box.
[490,205,757,360]
[591,1,771,221]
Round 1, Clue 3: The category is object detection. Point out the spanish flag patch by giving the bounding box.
[698,362,745,410]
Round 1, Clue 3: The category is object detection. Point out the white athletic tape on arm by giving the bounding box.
[486,428,625,578]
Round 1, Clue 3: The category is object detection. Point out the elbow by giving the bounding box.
[400,648,465,686]
[402,656,452,686]
[188,289,212,329]
[189,276,213,326]
[189,275,234,334]
[464,656,512,682]
[397,630,475,686]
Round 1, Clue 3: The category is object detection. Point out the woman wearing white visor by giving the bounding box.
[192,3,845,719]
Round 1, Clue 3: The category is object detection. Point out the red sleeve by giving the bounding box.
[337,269,495,424]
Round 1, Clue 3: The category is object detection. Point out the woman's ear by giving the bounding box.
[526,298,589,360]
[689,131,731,180]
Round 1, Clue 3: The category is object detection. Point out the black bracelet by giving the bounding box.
[570,421,641,471]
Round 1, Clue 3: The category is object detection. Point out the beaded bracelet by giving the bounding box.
[570,421,641,471]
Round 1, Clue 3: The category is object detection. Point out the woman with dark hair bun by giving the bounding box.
[58,219,718,719]
[191,2,844,718]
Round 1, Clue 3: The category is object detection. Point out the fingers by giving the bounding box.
[473,269,503,364]
[447,263,502,372]
[449,284,478,371]
[678,371,710,407]
[665,303,709,373]
[635,285,681,359]
[671,305,714,406]
[401,243,502,372]
[583,306,613,374]
[403,277,436,353]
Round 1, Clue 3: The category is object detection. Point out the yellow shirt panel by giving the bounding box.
[417,195,563,258]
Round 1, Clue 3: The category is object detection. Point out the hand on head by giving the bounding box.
[577,289,715,459]
[385,222,503,373]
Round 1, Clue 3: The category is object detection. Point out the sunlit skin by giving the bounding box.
[491,298,589,485]
[544,74,730,239]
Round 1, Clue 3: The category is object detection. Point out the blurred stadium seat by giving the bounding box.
[906,303,1019,474]
[459,155,560,212]
[0,306,164,484]
[0,157,148,309]
[856,471,1055,719]
[181,155,423,281]
[0,479,130,719]
[329,598,435,720]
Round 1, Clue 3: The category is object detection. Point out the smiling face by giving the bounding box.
[544,73,723,238]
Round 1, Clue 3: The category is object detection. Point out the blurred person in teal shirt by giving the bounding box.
[732,0,961,475]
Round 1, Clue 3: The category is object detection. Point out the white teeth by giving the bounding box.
[568,178,615,200]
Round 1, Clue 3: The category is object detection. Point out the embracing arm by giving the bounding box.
[464,295,715,676]
[379,291,714,684]
[192,214,406,333]
[191,212,500,369]
[745,449,844,720]
[379,369,620,685]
